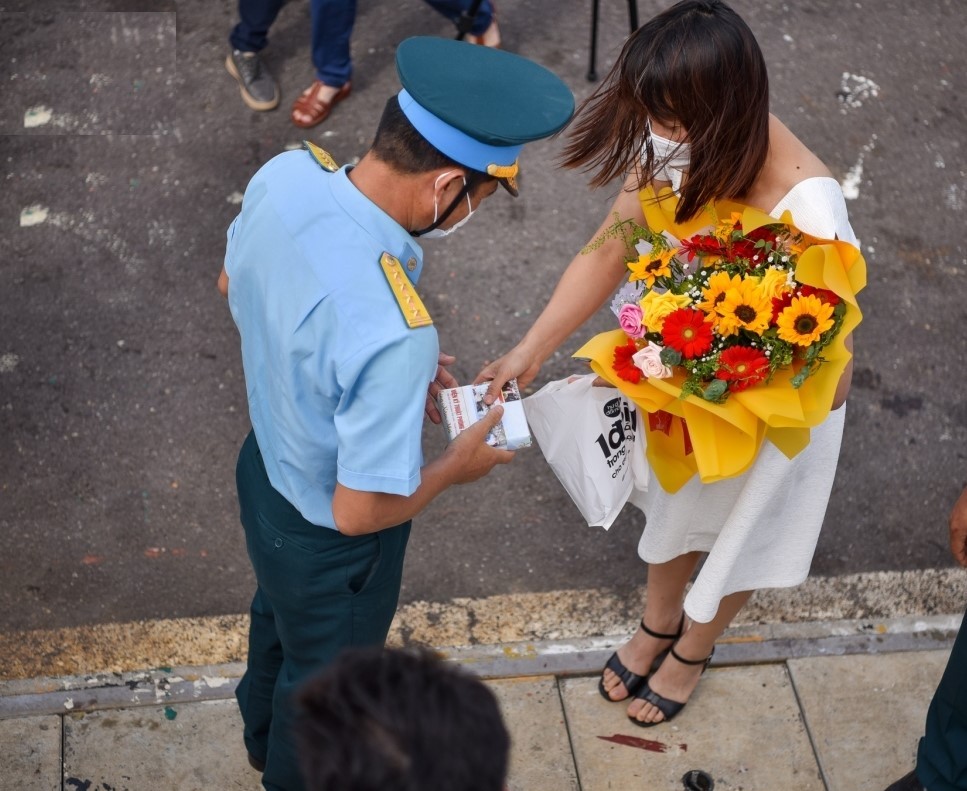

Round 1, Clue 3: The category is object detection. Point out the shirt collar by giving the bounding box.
[329,165,425,284]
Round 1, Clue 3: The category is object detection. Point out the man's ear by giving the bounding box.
[432,168,465,199]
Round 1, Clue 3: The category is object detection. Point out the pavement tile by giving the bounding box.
[788,649,950,791]
[487,676,580,791]
[561,667,823,791]
[62,699,258,791]
[0,714,60,791]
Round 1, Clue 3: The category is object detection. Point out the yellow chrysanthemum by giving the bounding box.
[628,247,677,288]
[715,277,773,336]
[776,294,835,346]
[696,271,741,315]
[758,267,792,300]
[640,289,693,333]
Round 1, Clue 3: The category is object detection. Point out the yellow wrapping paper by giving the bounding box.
[574,190,866,493]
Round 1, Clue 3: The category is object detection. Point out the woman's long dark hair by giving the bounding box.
[561,0,770,224]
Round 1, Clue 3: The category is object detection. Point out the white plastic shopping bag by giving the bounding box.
[523,374,642,529]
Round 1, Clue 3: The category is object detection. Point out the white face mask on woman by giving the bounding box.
[644,120,690,194]
[418,172,475,239]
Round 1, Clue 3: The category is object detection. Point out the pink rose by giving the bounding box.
[618,303,646,338]
[632,342,673,379]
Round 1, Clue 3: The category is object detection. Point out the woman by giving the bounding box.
[476,0,858,727]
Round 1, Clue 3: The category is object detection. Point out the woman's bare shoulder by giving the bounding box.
[768,115,832,182]
[743,116,831,210]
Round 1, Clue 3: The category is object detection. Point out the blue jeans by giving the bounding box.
[234,431,410,791]
[423,0,494,36]
[230,0,356,87]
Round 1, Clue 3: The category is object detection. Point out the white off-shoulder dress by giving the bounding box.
[634,177,859,624]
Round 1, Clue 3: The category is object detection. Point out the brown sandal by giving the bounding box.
[291,80,352,129]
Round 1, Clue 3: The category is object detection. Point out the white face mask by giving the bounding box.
[419,171,475,239]
[644,121,690,194]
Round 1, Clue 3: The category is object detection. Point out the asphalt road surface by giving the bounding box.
[1,0,965,634]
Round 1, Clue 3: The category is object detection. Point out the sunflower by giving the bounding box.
[715,345,770,392]
[714,277,773,336]
[776,294,835,346]
[628,246,677,288]
[696,271,741,315]
[661,308,714,359]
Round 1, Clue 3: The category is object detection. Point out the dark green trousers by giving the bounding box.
[234,431,411,791]
[917,606,967,791]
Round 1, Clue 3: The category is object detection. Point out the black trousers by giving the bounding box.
[917,604,967,790]
[234,431,410,791]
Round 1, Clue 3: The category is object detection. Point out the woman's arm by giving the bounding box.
[477,172,645,395]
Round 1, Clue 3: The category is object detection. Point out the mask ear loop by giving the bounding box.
[641,118,656,185]
[412,179,472,237]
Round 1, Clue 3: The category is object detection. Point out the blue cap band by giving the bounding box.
[398,89,523,173]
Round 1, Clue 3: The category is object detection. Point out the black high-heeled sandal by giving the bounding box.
[628,644,715,727]
[598,613,685,702]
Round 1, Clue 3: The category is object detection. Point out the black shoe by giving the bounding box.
[598,613,685,702]
[225,49,280,111]
[629,644,714,727]
[247,753,266,773]
[883,771,925,791]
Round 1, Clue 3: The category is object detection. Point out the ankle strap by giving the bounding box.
[669,644,715,666]
[639,612,685,641]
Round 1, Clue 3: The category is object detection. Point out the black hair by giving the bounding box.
[562,0,770,223]
[371,95,496,196]
[295,645,510,791]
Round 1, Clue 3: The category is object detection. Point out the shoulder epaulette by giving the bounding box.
[379,253,433,329]
[303,140,339,173]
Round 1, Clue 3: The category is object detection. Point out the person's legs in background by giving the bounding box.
[422,0,500,47]
[226,0,284,110]
[291,0,356,128]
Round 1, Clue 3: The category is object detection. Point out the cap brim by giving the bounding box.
[498,174,519,197]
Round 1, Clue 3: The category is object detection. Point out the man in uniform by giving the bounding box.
[218,36,574,791]
[885,478,967,791]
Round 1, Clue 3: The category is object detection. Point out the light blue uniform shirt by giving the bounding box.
[225,150,439,528]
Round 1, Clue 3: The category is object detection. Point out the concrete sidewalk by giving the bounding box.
[1,614,960,791]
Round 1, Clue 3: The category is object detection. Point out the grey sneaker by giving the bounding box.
[225,49,280,111]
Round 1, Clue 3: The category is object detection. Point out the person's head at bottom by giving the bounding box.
[295,645,510,791]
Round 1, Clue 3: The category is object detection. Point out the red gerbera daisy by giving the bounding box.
[613,339,642,384]
[679,234,726,262]
[771,291,794,323]
[800,284,840,306]
[661,308,714,359]
[715,345,770,392]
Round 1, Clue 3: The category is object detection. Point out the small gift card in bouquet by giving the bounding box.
[437,379,532,450]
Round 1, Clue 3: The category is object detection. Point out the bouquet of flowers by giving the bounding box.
[600,210,844,402]
[574,195,865,492]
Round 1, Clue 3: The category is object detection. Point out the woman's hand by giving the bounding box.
[474,344,543,405]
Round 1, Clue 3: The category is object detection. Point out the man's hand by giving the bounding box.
[442,404,515,484]
[332,405,513,535]
[949,483,967,568]
[425,353,458,424]
[218,265,230,298]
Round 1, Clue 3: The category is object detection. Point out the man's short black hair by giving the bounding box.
[371,96,496,194]
[295,645,510,791]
